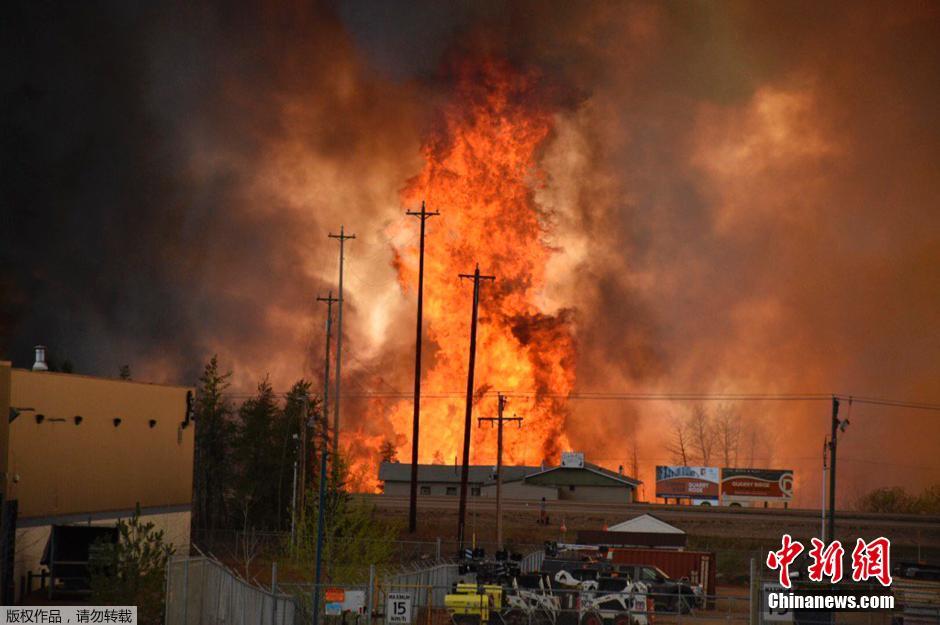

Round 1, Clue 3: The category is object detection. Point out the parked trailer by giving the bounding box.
[606,548,716,606]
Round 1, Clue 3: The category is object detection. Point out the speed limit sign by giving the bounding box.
[762,582,793,623]
[386,592,412,624]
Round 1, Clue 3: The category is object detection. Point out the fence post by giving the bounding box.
[164,558,172,625]
[216,561,225,625]
[677,585,682,625]
[182,558,190,625]
[200,558,208,625]
[436,538,441,561]
[749,558,759,625]
[368,564,376,623]
[271,562,278,625]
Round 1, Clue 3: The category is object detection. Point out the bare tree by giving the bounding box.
[714,404,741,466]
[665,415,691,465]
[742,415,774,467]
[688,404,716,466]
[239,500,263,579]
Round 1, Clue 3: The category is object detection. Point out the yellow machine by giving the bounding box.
[444,584,504,624]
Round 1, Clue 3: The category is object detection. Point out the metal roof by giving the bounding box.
[378,462,541,484]
[520,462,642,487]
[608,513,684,534]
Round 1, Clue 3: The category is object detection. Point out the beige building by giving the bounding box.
[0,352,194,600]
[379,453,641,503]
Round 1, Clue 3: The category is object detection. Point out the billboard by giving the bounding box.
[720,468,793,502]
[655,466,720,500]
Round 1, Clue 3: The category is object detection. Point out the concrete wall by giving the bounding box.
[7,368,194,519]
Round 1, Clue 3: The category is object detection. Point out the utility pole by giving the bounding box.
[456,265,494,549]
[828,397,840,542]
[407,201,439,534]
[328,226,355,479]
[298,398,308,524]
[312,291,337,625]
[478,393,522,549]
[821,437,827,542]
[290,454,298,550]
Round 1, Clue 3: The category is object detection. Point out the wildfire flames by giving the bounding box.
[13,2,939,505]
[350,60,576,487]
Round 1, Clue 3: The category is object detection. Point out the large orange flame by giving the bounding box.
[351,59,576,488]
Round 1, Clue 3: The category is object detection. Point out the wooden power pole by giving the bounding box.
[312,291,337,625]
[456,265,494,549]
[407,202,439,534]
[828,396,843,542]
[328,226,355,479]
[478,393,522,549]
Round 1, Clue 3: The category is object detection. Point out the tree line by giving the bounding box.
[855,484,940,514]
[191,356,322,535]
[190,356,400,583]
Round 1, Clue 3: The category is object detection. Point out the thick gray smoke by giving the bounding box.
[3,1,938,502]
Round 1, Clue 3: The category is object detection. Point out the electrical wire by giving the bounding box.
[216,389,940,412]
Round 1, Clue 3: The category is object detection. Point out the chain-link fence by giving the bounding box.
[295,580,752,625]
[190,530,549,571]
[165,550,930,625]
[165,554,297,625]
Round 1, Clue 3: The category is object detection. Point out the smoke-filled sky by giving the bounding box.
[2,1,939,504]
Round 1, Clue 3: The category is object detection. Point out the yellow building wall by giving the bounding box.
[7,368,194,519]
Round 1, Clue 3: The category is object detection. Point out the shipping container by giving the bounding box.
[607,547,716,605]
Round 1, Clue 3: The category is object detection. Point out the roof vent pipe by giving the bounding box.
[33,345,49,371]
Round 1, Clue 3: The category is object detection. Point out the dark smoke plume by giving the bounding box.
[3,1,938,503]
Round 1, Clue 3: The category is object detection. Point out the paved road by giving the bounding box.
[363,494,940,530]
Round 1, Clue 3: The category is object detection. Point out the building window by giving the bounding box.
[471,487,481,496]
[420,486,430,495]
[446,486,457,496]
[569,485,576,492]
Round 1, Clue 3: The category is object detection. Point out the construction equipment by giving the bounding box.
[445,583,504,625]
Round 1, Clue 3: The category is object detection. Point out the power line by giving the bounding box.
[587,454,940,472]
[213,390,940,411]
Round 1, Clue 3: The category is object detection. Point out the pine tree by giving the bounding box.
[233,377,281,529]
[276,380,320,531]
[90,505,175,625]
[192,356,235,538]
